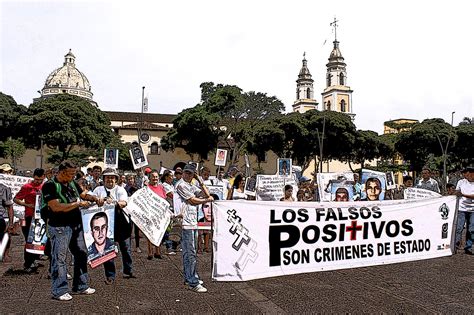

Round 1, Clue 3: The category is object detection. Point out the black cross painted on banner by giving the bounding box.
[232,225,251,251]
[346,220,363,240]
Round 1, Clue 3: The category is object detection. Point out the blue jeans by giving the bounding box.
[103,237,132,279]
[48,224,89,298]
[456,212,473,250]
[182,229,200,286]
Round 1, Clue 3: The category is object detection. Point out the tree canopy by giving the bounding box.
[20,94,116,161]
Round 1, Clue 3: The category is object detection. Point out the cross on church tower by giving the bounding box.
[330,17,339,41]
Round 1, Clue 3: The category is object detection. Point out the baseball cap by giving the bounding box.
[183,164,196,173]
[144,167,152,174]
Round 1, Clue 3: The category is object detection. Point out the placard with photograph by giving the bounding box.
[277,158,292,177]
[361,169,387,201]
[214,149,228,167]
[104,148,119,169]
[81,204,117,268]
[129,145,148,169]
[244,177,257,196]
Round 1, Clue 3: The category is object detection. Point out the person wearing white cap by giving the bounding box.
[175,164,213,293]
[89,168,133,284]
[0,163,13,174]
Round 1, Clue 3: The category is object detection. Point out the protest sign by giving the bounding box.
[330,181,354,202]
[385,171,396,190]
[104,148,119,169]
[277,158,292,177]
[25,194,47,255]
[256,175,297,201]
[317,172,355,202]
[0,173,30,219]
[215,149,228,167]
[212,196,457,281]
[244,177,257,196]
[208,185,225,201]
[81,203,117,268]
[129,146,148,169]
[361,169,387,201]
[124,186,172,246]
[404,187,442,199]
[198,202,213,230]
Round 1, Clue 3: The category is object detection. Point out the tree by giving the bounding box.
[162,82,285,162]
[0,92,27,141]
[395,118,455,187]
[346,130,383,171]
[20,94,116,161]
[0,138,26,170]
[451,122,474,168]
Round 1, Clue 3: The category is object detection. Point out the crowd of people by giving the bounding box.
[1,161,473,301]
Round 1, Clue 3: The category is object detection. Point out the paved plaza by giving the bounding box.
[1,232,473,314]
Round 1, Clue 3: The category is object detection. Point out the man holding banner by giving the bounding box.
[176,164,213,293]
[89,168,133,284]
[42,160,101,301]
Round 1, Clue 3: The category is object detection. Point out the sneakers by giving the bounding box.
[184,279,204,286]
[189,284,208,293]
[136,247,142,253]
[67,273,73,280]
[54,293,73,301]
[166,250,176,255]
[72,287,96,295]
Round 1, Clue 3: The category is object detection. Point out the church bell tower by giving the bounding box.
[293,53,318,113]
[321,18,354,120]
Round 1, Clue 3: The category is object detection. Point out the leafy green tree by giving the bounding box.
[0,138,26,170]
[451,122,474,168]
[163,82,285,162]
[395,118,455,177]
[20,94,116,161]
[0,92,27,141]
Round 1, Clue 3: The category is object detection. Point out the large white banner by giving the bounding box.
[0,173,30,219]
[212,196,457,281]
[124,186,172,246]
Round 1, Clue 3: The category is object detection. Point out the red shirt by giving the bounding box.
[147,183,167,199]
[14,181,43,218]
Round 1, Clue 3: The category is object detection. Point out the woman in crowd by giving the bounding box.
[280,185,295,202]
[227,174,247,200]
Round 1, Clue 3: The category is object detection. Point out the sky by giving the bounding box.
[1,0,472,134]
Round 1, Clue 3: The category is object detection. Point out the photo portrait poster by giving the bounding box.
[104,148,119,169]
[129,145,148,169]
[214,149,228,167]
[277,158,292,177]
[81,204,117,268]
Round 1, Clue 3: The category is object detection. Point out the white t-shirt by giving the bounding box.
[232,189,247,200]
[455,179,474,212]
[90,185,128,202]
[175,179,203,229]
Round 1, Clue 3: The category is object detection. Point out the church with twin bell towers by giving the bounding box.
[293,18,354,120]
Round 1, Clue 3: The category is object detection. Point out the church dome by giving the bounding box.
[40,49,94,102]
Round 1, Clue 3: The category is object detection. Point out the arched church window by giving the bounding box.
[339,73,345,85]
[340,100,346,112]
[326,101,331,111]
[150,142,160,155]
[306,88,311,99]
[326,74,331,87]
[296,89,300,100]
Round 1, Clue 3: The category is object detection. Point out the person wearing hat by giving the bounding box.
[172,167,183,186]
[455,166,474,255]
[0,163,13,174]
[175,164,213,293]
[89,168,133,283]
[0,180,14,262]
